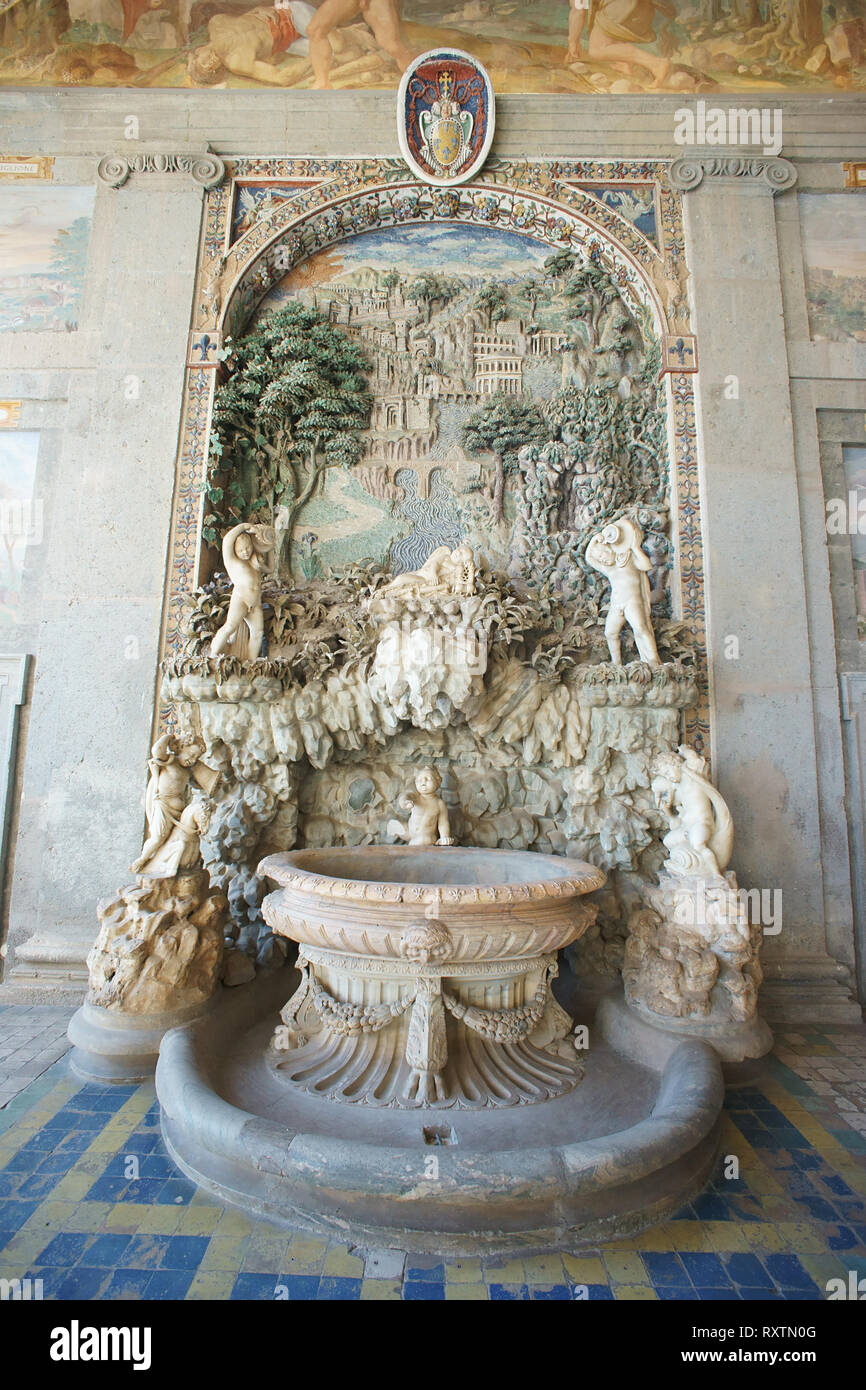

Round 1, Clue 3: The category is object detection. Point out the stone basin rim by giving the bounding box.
[258,846,606,900]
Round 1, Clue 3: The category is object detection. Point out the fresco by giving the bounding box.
[801,193,866,344]
[843,445,866,639]
[0,432,40,624]
[0,186,94,334]
[0,0,863,92]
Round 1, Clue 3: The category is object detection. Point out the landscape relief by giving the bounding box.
[0,0,863,91]
[800,193,866,344]
[0,186,94,334]
[202,220,673,636]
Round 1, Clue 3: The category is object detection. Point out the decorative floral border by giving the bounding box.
[164,156,708,754]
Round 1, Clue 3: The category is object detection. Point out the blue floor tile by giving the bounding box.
[231,1273,282,1301]
[402,1280,446,1300]
[317,1276,362,1300]
[54,1266,111,1300]
[276,1274,321,1300]
[531,1284,572,1299]
[143,1269,195,1300]
[763,1254,820,1292]
[489,1283,529,1300]
[35,1232,90,1267]
[102,1268,157,1300]
[679,1252,731,1288]
[160,1236,209,1270]
[721,1253,774,1289]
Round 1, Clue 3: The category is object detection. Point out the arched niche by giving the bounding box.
[168,158,706,749]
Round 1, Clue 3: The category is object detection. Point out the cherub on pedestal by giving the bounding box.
[585,516,660,667]
[387,767,455,847]
[211,522,275,661]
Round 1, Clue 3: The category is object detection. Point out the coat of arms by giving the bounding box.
[398,49,495,187]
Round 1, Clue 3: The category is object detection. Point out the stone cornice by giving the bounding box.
[670,154,797,194]
[97,152,226,190]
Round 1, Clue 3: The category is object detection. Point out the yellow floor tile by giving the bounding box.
[178,1206,222,1236]
[741,1224,789,1253]
[626,1225,678,1252]
[242,1237,291,1273]
[215,1209,256,1238]
[136,1205,184,1234]
[482,1257,525,1283]
[522,1254,566,1283]
[775,1223,827,1254]
[102,1204,150,1233]
[699,1223,749,1251]
[446,1283,489,1300]
[444,1258,483,1283]
[603,1251,649,1284]
[60,1203,113,1233]
[667,1224,711,1252]
[185,1270,237,1300]
[323,1247,365,1278]
[198,1236,251,1271]
[562,1254,606,1283]
[361,1280,403,1300]
[613,1283,658,1300]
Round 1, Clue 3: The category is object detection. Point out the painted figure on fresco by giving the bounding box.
[188,1,316,85]
[586,516,660,666]
[211,523,275,660]
[387,766,455,847]
[567,0,676,88]
[303,0,413,87]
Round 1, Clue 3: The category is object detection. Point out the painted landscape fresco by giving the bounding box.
[801,193,866,343]
[0,0,863,92]
[0,186,94,334]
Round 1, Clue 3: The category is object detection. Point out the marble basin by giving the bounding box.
[258,846,605,1109]
[258,845,605,963]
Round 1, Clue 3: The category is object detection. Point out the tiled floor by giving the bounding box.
[0,1010,864,1301]
[0,1005,75,1109]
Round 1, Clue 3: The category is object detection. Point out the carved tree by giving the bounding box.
[462,392,546,526]
[472,282,509,330]
[206,301,372,571]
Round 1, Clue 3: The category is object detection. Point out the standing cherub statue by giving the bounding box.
[387,767,455,847]
[585,516,660,667]
[131,734,219,876]
[211,522,275,661]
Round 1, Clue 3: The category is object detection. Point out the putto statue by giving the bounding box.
[622,742,771,1059]
[131,734,218,877]
[585,517,660,667]
[650,745,734,881]
[211,522,275,661]
[387,766,455,847]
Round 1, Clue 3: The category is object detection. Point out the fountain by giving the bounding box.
[260,844,604,1107]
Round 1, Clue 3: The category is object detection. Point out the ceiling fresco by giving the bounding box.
[0,0,862,92]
